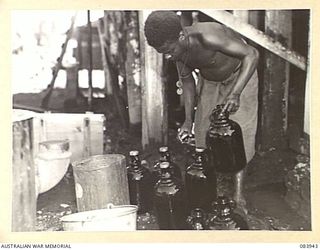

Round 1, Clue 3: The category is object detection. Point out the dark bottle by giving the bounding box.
[186,208,207,230]
[127,150,153,214]
[154,162,187,230]
[206,105,247,174]
[185,147,217,212]
[152,146,182,184]
[207,196,249,230]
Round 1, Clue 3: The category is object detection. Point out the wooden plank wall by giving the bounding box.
[260,10,292,150]
[139,10,168,149]
[125,11,142,129]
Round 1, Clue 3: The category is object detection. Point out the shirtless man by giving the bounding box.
[144,11,259,210]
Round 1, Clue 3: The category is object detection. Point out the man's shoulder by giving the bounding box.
[190,22,223,32]
[187,22,225,40]
[187,22,227,47]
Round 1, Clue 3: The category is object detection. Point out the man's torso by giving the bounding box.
[178,22,245,81]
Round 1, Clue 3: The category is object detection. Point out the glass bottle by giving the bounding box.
[185,147,217,212]
[207,196,249,230]
[206,105,247,174]
[152,146,182,184]
[154,162,187,230]
[127,150,153,214]
[186,208,207,230]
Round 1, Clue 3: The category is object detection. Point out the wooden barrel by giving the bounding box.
[12,109,37,231]
[72,154,130,212]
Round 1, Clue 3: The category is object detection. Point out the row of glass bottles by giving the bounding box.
[127,147,248,230]
[127,104,249,230]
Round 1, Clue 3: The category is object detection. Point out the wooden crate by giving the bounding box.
[32,112,105,163]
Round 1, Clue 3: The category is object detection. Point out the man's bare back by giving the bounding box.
[177,22,248,81]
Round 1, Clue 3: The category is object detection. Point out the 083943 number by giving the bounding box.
[300,244,319,248]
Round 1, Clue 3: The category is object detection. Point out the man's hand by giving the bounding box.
[177,121,193,143]
[222,93,240,114]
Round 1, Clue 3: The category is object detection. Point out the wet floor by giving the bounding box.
[13,91,310,231]
[35,149,311,231]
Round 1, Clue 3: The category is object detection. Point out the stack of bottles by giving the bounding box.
[126,103,249,230]
[126,147,248,230]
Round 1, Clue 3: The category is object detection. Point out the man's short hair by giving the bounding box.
[144,11,182,48]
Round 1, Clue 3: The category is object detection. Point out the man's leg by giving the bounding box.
[229,71,258,212]
[194,77,220,148]
[234,169,246,212]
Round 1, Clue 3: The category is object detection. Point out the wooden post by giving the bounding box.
[12,113,36,231]
[139,10,168,149]
[83,117,92,158]
[304,15,311,137]
[97,20,113,96]
[87,10,93,111]
[233,10,249,23]
[125,11,142,130]
[248,10,263,29]
[103,11,129,129]
[65,64,79,100]
[72,154,129,212]
[260,10,292,150]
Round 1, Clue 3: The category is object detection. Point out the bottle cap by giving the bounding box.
[210,105,229,124]
[191,208,204,218]
[195,147,205,153]
[159,162,170,169]
[159,146,169,153]
[129,150,139,156]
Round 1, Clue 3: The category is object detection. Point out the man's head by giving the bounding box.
[144,11,182,51]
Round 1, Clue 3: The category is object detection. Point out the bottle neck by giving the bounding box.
[160,152,171,162]
[212,119,229,128]
[194,152,207,166]
[210,106,230,128]
[159,169,173,184]
[130,155,141,170]
[213,202,234,220]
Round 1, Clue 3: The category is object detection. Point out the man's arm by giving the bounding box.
[176,61,196,136]
[203,28,259,113]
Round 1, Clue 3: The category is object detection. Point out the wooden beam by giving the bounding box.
[125,11,142,128]
[139,10,168,149]
[260,10,292,150]
[201,10,306,71]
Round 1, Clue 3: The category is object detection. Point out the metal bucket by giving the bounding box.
[60,204,138,231]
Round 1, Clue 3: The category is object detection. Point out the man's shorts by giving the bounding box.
[194,69,259,164]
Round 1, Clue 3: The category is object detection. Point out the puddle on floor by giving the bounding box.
[245,182,311,230]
